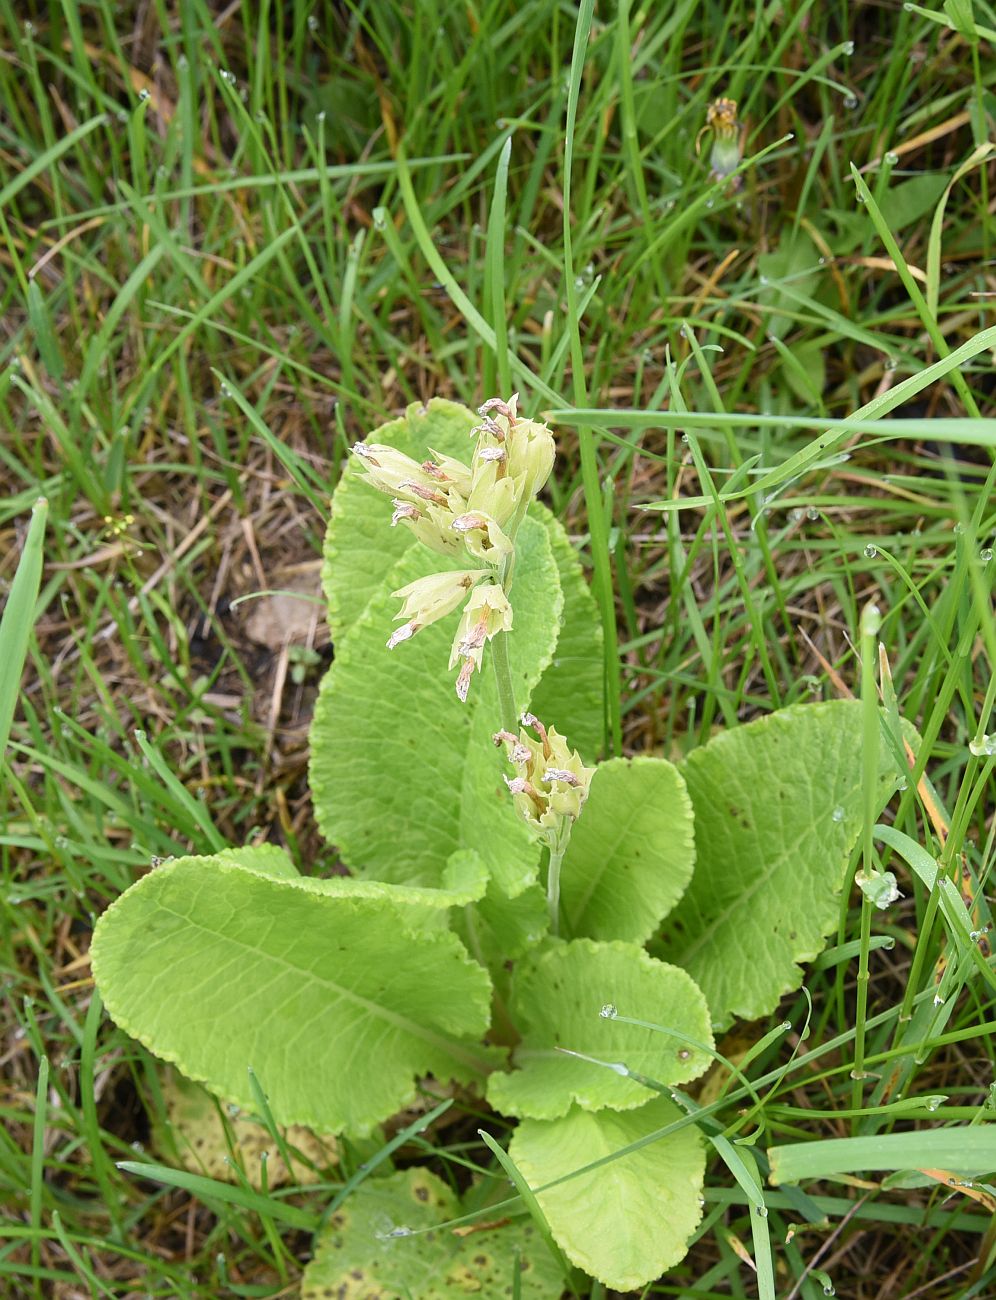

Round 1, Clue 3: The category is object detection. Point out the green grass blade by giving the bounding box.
[477,1128,577,1291]
[770,1128,996,1185]
[0,498,47,765]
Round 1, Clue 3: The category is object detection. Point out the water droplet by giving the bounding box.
[677,1048,691,1060]
[806,506,820,520]
[884,357,898,371]
[933,993,945,1007]
[138,88,150,102]
[953,521,965,535]
[884,151,899,166]
[864,543,877,558]
[980,547,993,562]
[574,276,585,289]
[177,53,189,71]
[843,40,855,54]
[844,93,858,109]
[831,806,845,823]
[599,1003,618,1019]
[385,1226,412,1238]
[756,1204,768,1218]
[969,733,996,757]
[823,1287,835,1297]
[705,198,714,209]
[759,274,769,286]
[308,13,319,30]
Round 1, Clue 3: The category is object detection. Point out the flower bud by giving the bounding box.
[509,419,556,501]
[448,584,513,701]
[387,569,486,649]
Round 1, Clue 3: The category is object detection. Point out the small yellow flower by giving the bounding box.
[451,510,514,563]
[695,96,743,184]
[386,569,487,649]
[448,583,513,701]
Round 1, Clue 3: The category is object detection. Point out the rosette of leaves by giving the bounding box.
[90,400,915,1293]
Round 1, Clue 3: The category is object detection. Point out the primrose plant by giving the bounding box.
[92,398,910,1294]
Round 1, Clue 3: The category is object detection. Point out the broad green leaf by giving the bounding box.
[879,172,949,235]
[321,396,603,755]
[310,512,561,898]
[158,1069,338,1189]
[455,880,549,967]
[560,757,694,943]
[213,844,300,880]
[509,1099,705,1290]
[487,939,713,1120]
[91,857,495,1136]
[301,1168,564,1298]
[757,233,819,341]
[214,844,488,933]
[526,513,603,759]
[658,700,910,1029]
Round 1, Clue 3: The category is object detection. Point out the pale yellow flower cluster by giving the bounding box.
[493,713,595,842]
[352,395,555,701]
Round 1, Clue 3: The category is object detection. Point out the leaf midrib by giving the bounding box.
[125,893,494,1078]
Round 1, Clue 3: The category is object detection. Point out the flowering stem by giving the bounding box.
[547,845,566,937]
[490,629,518,735]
